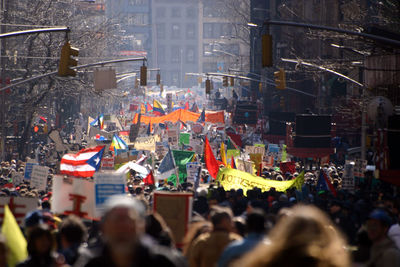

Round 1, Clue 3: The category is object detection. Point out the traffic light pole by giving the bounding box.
[0,57,147,93]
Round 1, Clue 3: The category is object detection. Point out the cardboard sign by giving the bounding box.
[245,145,265,156]
[343,161,355,191]
[186,162,201,184]
[134,135,160,152]
[52,175,96,219]
[167,129,179,147]
[94,172,126,216]
[101,157,115,170]
[249,154,263,173]
[30,165,49,191]
[24,159,39,180]
[0,197,38,225]
[263,156,274,168]
[12,171,24,186]
[236,159,255,175]
[153,192,193,248]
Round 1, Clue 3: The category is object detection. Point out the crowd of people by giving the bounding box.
[1,151,400,267]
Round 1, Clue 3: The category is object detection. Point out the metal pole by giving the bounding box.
[0,27,70,39]
[0,0,8,161]
[264,20,400,47]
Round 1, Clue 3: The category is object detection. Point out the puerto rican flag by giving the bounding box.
[60,146,105,177]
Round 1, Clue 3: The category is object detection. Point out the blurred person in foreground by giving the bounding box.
[218,209,267,267]
[84,195,187,267]
[366,209,400,267]
[187,206,242,267]
[235,205,350,267]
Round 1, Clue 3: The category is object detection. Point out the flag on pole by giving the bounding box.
[2,205,28,267]
[60,146,105,177]
[220,142,228,167]
[153,99,165,115]
[90,114,104,130]
[143,171,155,185]
[317,169,337,197]
[204,137,220,179]
[197,108,205,123]
[110,134,128,152]
[157,148,176,180]
[146,102,153,113]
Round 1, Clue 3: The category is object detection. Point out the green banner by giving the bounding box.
[179,133,190,145]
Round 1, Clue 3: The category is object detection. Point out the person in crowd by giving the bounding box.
[0,234,8,267]
[236,205,350,267]
[187,206,242,267]
[84,195,187,267]
[218,209,268,267]
[145,213,175,247]
[182,219,212,258]
[58,215,87,266]
[366,209,400,267]
[17,224,66,267]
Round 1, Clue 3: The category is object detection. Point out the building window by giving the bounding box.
[171,24,181,39]
[171,7,181,17]
[186,7,196,18]
[186,24,196,39]
[203,43,212,56]
[171,72,180,85]
[186,46,195,63]
[171,46,181,63]
[156,7,165,18]
[156,24,165,39]
[129,0,148,5]
[203,23,213,39]
[157,45,165,63]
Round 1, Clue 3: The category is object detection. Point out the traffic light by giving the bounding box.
[262,34,273,67]
[230,77,234,86]
[205,78,211,95]
[58,41,79,77]
[223,76,228,87]
[140,65,147,86]
[274,68,286,90]
[156,73,161,85]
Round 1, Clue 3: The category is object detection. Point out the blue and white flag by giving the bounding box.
[156,148,176,180]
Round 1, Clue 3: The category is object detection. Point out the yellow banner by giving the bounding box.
[134,135,160,151]
[217,168,304,195]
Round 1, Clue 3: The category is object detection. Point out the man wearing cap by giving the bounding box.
[366,209,400,267]
[84,195,186,267]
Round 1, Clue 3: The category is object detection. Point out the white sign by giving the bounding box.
[12,171,24,186]
[343,161,355,191]
[94,172,126,217]
[30,165,49,191]
[24,159,39,180]
[167,129,179,147]
[186,162,201,184]
[101,157,115,170]
[0,197,38,225]
[52,175,96,219]
[245,145,265,156]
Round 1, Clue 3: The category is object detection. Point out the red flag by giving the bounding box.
[143,171,155,185]
[184,102,189,110]
[204,137,220,179]
[231,156,236,169]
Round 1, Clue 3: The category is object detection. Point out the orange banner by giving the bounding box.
[133,109,224,124]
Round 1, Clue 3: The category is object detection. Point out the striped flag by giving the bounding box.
[60,146,105,177]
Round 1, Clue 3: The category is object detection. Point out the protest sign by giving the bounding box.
[186,162,201,184]
[114,151,138,164]
[0,197,38,225]
[217,168,304,195]
[12,171,24,186]
[134,135,160,152]
[263,155,274,168]
[343,161,355,191]
[24,159,39,180]
[52,175,96,219]
[179,133,190,145]
[156,141,169,158]
[94,172,126,216]
[30,165,49,191]
[267,144,280,153]
[101,157,115,170]
[245,145,265,156]
[354,159,367,178]
[280,161,296,175]
[227,149,240,158]
[167,129,179,147]
[236,159,255,175]
[249,154,263,174]
[153,192,193,248]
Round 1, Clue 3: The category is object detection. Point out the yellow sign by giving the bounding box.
[134,135,160,151]
[217,168,304,195]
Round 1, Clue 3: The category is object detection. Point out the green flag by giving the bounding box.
[179,133,190,145]
[227,149,240,158]
[168,150,195,185]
